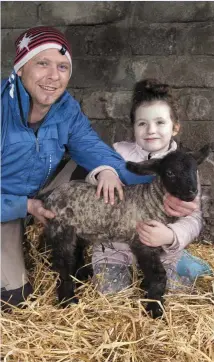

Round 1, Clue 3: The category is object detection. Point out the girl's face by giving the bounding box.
[134,101,179,154]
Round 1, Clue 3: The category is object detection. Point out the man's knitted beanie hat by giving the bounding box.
[14,26,72,73]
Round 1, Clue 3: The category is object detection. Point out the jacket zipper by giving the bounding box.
[36,136,40,152]
[42,154,52,187]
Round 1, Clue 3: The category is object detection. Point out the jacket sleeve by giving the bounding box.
[1,194,28,222]
[66,101,154,185]
[162,174,203,255]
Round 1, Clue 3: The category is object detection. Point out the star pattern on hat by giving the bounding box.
[17,32,44,53]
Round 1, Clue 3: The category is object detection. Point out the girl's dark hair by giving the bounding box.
[130,79,179,126]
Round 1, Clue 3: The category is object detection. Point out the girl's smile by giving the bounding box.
[144,138,160,141]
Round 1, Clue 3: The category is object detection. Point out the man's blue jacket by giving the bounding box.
[1,72,153,222]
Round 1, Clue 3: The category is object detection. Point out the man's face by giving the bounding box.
[17,49,71,109]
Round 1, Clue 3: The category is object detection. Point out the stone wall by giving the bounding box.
[2,1,214,239]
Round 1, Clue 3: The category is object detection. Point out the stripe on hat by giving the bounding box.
[14,26,72,70]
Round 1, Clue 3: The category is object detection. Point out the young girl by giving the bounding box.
[86,79,212,293]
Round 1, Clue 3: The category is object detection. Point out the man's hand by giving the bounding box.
[136,220,174,247]
[163,192,198,217]
[96,170,124,205]
[27,199,55,225]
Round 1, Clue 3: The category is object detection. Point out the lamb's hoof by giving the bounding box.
[146,302,163,319]
[57,280,77,307]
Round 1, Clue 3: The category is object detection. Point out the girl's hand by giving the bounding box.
[163,192,198,217]
[27,199,56,225]
[137,220,174,247]
[96,170,124,205]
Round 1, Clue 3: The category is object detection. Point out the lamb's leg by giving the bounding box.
[130,239,166,318]
[45,221,78,307]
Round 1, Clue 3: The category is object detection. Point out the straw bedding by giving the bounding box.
[1,224,214,362]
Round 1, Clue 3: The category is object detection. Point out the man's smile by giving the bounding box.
[39,85,57,91]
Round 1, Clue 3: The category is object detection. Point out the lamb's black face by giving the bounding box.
[126,145,209,202]
[160,152,198,201]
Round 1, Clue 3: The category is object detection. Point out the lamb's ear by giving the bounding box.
[126,158,161,175]
[190,144,210,165]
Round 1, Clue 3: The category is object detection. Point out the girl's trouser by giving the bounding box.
[92,243,213,293]
[1,159,77,308]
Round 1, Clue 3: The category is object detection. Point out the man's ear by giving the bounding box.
[126,158,161,175]
[17,69,22,77]
[190,144,210,165]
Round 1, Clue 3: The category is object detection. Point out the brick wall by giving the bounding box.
[2,1,214,239]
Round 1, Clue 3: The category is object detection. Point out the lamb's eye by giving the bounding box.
[166,170,175,177]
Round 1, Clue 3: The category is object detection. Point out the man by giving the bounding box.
[1,26,197,309]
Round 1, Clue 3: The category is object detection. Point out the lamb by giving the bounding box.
[43,144,209,318]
